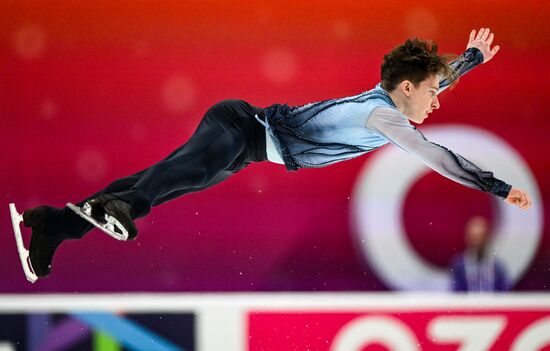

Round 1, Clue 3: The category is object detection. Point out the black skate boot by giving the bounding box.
[87,194,138,240]
[23,206,62,278]
[67,194,137,241]
[28,227,62,278]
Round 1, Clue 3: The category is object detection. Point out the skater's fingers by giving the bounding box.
[481,28,490,41]
[469,29,476,43]
[522,190,532,210]
[487,32,494,46]
[476,28,485,40]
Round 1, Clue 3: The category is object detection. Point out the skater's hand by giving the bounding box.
[505,187,532,210]
[467,28,500,63]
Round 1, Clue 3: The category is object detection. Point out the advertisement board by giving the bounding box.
[0,294,549,351]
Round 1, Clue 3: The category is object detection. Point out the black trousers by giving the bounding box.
[44,100,268,241]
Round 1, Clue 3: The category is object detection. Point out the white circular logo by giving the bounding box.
[350,124,543,291]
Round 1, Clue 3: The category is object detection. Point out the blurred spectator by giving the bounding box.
[449,216,509,292]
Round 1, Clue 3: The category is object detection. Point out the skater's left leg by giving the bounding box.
[88,100,265,232]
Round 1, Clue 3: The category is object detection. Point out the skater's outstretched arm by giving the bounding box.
[366,107,532,210]
[438,28,500,93]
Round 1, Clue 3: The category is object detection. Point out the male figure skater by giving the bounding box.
[11,28,532,282]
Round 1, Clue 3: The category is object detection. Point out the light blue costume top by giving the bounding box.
[256,48,511,198]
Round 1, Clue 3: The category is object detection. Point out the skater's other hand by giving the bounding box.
[467,28,500,63]
[505,187,532,210]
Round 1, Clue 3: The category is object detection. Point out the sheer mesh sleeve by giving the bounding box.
[366,107,511,198]
[438,47,484,93]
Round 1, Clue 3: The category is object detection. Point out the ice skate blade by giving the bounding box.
[67,202,129,241]
[9,203,38,283]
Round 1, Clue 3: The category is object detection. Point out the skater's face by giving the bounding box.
[400,74,440,124]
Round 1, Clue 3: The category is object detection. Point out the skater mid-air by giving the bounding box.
[10,28,532,283]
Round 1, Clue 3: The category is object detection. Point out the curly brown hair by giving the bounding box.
[380,39,455,91]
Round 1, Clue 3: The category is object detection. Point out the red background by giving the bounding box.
[1,1,549,292]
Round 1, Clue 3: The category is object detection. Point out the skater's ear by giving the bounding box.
[398,80,414,97]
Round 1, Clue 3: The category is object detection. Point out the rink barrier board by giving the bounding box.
[0,293,549,351]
